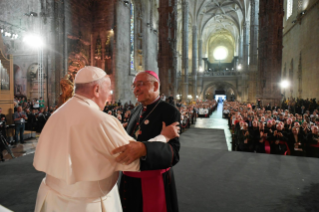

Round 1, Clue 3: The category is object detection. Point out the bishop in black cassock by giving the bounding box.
[119,71,180,212]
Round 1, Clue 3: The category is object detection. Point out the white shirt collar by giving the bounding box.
[73,94,101,111]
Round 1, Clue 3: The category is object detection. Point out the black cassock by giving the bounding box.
[120,99,180,212]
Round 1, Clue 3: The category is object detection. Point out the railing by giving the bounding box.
[177,70,243,78]
[203,70,242,76]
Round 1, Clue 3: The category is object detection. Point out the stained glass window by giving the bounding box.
[287,0,293,20]
[130,2,135,72]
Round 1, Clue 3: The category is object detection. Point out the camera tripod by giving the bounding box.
[0,132,15,159]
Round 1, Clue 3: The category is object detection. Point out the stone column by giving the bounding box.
[249,0,259,71]
[257,0,284,105]
[198,39,203,98]
[192,25,197,100]
[55,0,65,105]
[46,0,56,106]
[238,33,243,66]
[241,21,249,101]
[64,0,69,75]
[182,0,189,102]
[248,0,259,102]
[158,0,178,96]
[243,21,249,70]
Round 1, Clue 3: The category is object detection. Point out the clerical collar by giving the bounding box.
[143,96,160,110]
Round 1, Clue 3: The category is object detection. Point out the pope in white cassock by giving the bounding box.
[33,66,179,212]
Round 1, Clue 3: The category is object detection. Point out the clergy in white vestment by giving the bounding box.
[33,66,179,212]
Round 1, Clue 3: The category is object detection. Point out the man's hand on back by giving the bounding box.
[112,141,146,165]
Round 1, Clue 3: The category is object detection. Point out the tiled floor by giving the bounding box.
[193,102,232,151]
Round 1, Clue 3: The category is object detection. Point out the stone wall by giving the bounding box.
[0,0,41,100]
[0,0,166,105]
[114,0,135,103]
[282,0,319,99]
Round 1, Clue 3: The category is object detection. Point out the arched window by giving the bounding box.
[287,0,293,19]
[130,2,135,73]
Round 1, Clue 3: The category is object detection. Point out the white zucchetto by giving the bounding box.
[74,66,106,84]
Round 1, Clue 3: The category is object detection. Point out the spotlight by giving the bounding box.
[199,66,204,73]
[237,64,242,70]
[25,12,38,17]
[30,12,38,17]
[123,0,129,5]
[23,33,44,49]
[0,28,3,33]
[301,10,306,15]
[146,23,151,27]
[280,80,290,89]
[5,32,11,37]
[292,20,296,24]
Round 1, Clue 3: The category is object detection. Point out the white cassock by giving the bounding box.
[33,94,165,212]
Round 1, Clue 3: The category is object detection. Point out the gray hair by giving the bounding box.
[74,78,105,95]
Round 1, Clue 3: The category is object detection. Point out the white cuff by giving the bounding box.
[148,135,167,143]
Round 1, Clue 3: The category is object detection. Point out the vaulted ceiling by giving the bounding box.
[177,0,251,56]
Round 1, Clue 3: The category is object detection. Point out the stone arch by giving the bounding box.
[26,63,45,100]
[202,81,238,101]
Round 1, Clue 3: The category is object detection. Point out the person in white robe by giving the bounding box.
[33,66,179,212]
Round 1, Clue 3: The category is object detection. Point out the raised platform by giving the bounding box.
[1,128,319,211]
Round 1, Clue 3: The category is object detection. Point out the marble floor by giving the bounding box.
[193,102,232,151]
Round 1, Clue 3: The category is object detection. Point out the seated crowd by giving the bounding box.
[1,94,218,161]
[223,99,319,157]
[103,97,218,133]
[177,99,217,131]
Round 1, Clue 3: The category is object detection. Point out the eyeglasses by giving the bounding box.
[131,80,155,89]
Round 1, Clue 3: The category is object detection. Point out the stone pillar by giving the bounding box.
[55,0,65,105]
[64,0,69,75]
[248,0,259,102]
[257,0,284,106]
[198,39,203,98]
[182,0,189,102]
[297,52,302,98]
[243,21,250,70]
[238,32,243,65]
[158,0,178,96]
[192,26,197,100]
[242,21,249,101]
[46,0,56,106]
